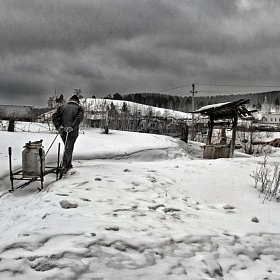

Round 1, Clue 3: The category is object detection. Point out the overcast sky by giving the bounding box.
[1,0,280,107]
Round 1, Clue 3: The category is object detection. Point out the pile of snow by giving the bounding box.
[0,125,280,280]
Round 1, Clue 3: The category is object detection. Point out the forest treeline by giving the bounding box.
[105,91,280,113]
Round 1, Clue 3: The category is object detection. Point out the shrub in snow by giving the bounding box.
[250,154,280,203]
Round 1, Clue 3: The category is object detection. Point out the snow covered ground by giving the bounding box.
[0,122,280,280]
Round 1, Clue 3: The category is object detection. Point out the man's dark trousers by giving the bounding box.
[61,133,77,169]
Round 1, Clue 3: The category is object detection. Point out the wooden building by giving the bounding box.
[192,99,257,159]
[0,105,34,121]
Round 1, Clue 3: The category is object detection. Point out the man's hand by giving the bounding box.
[64,126,74,133]
[58,126,64,136]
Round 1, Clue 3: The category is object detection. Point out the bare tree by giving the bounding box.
[74,89,83,99]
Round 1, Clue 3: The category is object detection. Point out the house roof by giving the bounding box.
[191,99,258,120]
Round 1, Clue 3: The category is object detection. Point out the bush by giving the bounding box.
[250,154,280,203]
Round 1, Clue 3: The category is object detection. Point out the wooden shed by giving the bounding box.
[0,105,34,121]
[192,99,257,159]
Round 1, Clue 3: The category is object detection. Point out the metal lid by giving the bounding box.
[24,139,43,149]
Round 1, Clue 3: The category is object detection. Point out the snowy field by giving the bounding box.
[0,122,280,279]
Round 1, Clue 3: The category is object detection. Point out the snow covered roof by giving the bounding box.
[191,99,257,120]
[196,102,230,112]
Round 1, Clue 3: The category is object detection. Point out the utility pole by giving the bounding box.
[74,89,83,99]
[190,84,197,141]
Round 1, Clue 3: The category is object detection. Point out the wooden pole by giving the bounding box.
[190,84,197,141]
[206,116,214,145]
[230,110,238,157]
[8,147,14,192]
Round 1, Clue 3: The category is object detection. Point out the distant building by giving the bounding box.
[259,96,280,125]
[0,105,35,121]
[262,96,270,114]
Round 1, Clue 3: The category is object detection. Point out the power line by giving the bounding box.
[196,83,280,88]
[157,89,260,96]
[132,83,280,97]
[156,84,192,92]
[199,90,263,94]
[155,83,280,95]
[163,90,189,95]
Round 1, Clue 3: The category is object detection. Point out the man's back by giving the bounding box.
[53,99,84,138]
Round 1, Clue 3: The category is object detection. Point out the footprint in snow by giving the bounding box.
[80,198,91,202]
[95,178,102,181]
[105,226,119,231]
[208,204,237,213]
[123,169,131,172]
[56,193,69,197]
[223,204,236,210]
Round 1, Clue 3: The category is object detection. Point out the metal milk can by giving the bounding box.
[22,140,45,178]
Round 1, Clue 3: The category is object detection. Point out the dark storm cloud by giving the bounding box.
[0,0,179,54]
[0,76,49,106]
[64,64,105,80]
[0,0,280,106]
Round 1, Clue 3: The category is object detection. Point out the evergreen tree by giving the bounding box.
[113,93,123,100]
[134,93,143,104]
[104,94,112,99]
[275,97,280,106]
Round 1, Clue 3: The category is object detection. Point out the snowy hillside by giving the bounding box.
[40,98,192,123]
[81,98,191,118]
[0,124,280,279]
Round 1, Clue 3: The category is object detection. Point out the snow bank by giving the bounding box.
[0,126,280,280]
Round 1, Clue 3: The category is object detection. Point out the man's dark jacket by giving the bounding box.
[52,101,84,138]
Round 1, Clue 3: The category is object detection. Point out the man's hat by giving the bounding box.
[69,95,80,103]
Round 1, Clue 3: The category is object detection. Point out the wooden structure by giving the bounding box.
[8,142,62,192]
[192,99,257,159]
[0,105,34,121]
[0,105,35,131]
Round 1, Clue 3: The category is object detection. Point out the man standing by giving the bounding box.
[52,94,84,174]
